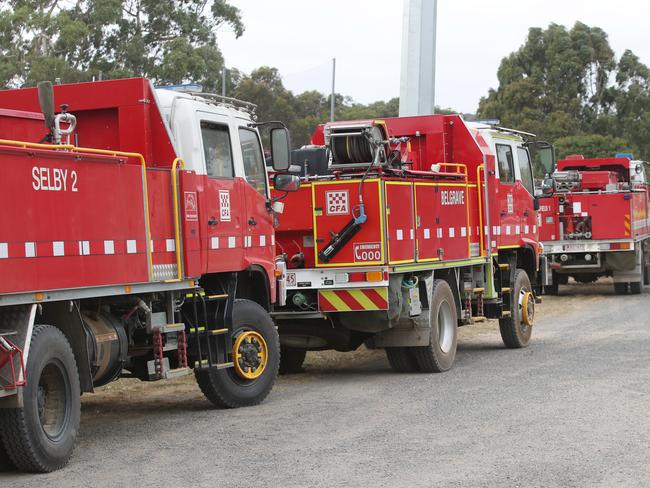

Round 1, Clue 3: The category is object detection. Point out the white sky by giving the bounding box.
[218,1,650,114]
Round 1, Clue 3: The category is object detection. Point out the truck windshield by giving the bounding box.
[239,128,267,196]
[516,147,534,195]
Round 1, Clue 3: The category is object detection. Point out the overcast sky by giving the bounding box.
[218,1,650,114]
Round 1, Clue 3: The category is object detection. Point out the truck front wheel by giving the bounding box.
[412,279,458,373]
[195,299,279,408]
[0,325,80,473]
[499,269,534,348]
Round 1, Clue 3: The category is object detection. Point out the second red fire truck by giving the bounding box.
[0,78,299,472]
[273,116,548,374]
[539,154,650,294]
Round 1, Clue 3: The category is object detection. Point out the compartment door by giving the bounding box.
[312,179,385,267]
[437,183,471,261]
[385,182,415,264]
[415,183,441,262]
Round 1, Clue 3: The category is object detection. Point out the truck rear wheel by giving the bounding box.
[412,279,458,373]
[630,281,642,295]
[195,299,279,408]
[279,346,307,374]
[385,347,419,373]
[499,269,534,349]
[0,325,80,473]
[614,282,628,295]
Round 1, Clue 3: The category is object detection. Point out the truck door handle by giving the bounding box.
[501,210,507,217]
[248,218,257,226]
[524,210,529,217]
[208,217,219,226]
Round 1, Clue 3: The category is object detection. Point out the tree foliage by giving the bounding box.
[0,0,243,90]
[478,22,650,161]
[554,134,637,160]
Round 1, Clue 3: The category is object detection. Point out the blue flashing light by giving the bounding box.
[615,152,634,159]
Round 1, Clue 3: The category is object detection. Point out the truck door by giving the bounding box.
[237,127,275,281]
[199,117,245,272]
[514,146,537,241]
[495,143,518,247]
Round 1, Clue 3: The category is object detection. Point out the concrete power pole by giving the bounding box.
[399,0,437,117]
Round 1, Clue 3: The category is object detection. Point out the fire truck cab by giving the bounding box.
[273,116,544,375]
[0,78,299,472]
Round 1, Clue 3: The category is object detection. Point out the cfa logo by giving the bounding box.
[326,190,349,215]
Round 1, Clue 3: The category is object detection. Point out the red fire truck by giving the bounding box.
[272,116,547,374]
[0,78,299,472]
[539,154,650,294]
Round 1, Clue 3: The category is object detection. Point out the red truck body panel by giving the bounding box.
[276,115,540,275]
[0,79,276,300]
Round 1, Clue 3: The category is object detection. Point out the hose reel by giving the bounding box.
[327,123,388,165]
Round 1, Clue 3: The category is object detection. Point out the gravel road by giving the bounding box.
[1,279,649,487]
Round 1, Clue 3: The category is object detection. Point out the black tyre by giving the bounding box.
[0,437,14,471]
[413,279,458,373]
[195,299,279,408]
[0,325,80,473]
[279,346,307,374]
[557,274,569,285]
[630,281,642,295]
[499,269,534,349]
[614,282,628,295]
[385,347,419,373]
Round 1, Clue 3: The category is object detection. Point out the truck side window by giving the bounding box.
[238,128,267,196]
[496,144,515,184]
[201,121,233,178]
[516,147,535,195]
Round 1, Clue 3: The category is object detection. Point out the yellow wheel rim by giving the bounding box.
[233,330,268,380]
[521,291,535,327]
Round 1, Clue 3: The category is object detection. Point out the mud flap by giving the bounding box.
[0,305,36,407]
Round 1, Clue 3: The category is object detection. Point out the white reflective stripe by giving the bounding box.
[271,235,275,246]
[228,236,236,248]
[506,226,511,235]
[533,225,537,233]
[211,237,219,249]
[491,240,497,248]
[150,240,154,252]
[396,229,404,241]
[461,227,467,237]
[448,228,455,238]
[166,239,176,252]
[260,235,266,247]
[484,226,489,235]
[525,225,529,234]
[53,241,65,256]
[0,242,7,259]
[424,228,430,239]
[410,229,414,240]
[127,240,137,254]
[25,242,36,258]
[104,240,115,255]
[79,241,90,256]
[516,225,521,234]
[437,228,443,238]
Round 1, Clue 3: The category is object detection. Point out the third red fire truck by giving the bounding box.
[272,116,548,374]
[539,154,650,294]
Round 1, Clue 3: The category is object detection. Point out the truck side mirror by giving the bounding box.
[274,173,301,193]
[270,128,291,171]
